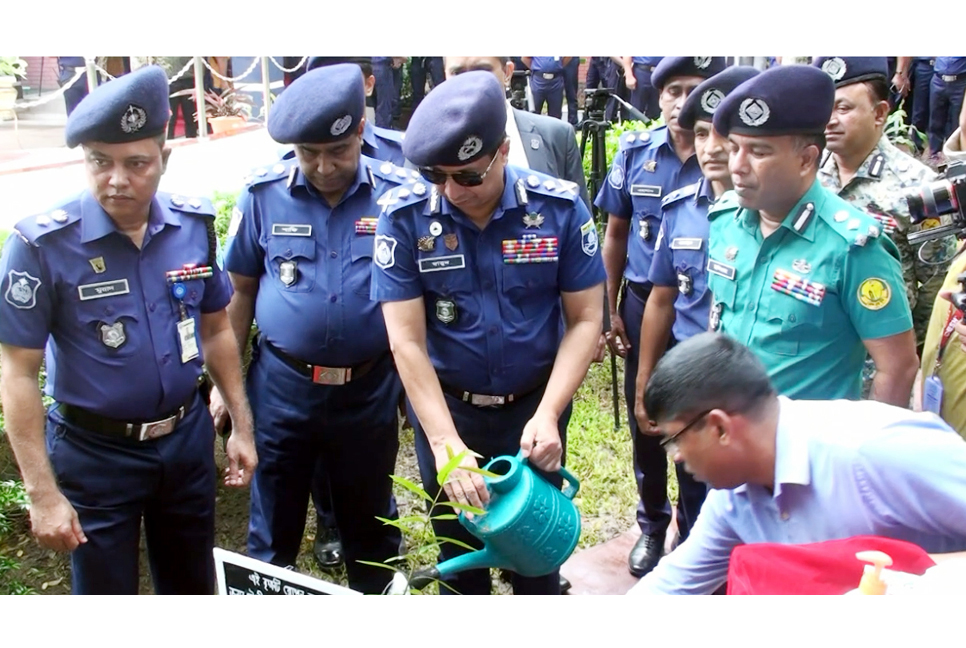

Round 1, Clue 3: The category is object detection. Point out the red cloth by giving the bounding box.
[726,535,936,595]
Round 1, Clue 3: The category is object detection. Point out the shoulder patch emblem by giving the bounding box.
[4,270,41,309]
[857,277,891,310]
[374,235,397,270]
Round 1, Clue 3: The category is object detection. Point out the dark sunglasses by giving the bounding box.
[418,149,501,187]
[659,409,712,452]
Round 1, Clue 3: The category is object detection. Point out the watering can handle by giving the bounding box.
[515,450,580,499]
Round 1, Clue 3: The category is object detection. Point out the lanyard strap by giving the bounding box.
[934,305,964,373]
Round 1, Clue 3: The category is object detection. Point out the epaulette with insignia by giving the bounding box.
[14,205,81,245]
[618,130,653,150]
[243,160,295,189]
[520,172,580,203]
[661,182,700,210]
[707,190,740,219]
[162,192,216,217]
[378,180,431,214]
[371,159,420,185]
[822,203,882,248]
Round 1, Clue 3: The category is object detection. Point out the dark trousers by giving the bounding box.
[531,76,565,119]
[59,66,92,117]
[373,59,401,129]
[564,58,580,126]
[168,91,198,139]
[630,66,661,121]
[410,57,444,111]
[620,285,708,542]
[246,340,402,594]
[928,74,966,154]
[46,391,216,595]
[409,383,572,595]
[910,59,934,137]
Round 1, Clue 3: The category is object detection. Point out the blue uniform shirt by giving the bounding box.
[594,126,703,286]
[225,155,411,366]
[632,57,663,67]
[633,397,966,595]
[935,57,966,75]
[529,57,565,75]
[0,191,232,419]
[371,167,605,395]
[648,179,714,341]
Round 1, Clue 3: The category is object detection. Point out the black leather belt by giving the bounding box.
[626,280,652,302]
[633,63,656,72]
[439,372,551,408]
[59,390,197,442]
[264,339,382,385]
[938,72,966,83]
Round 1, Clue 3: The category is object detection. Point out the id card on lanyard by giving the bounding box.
[924,305,964,415]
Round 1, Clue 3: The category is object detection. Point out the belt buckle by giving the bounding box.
[942,75,958,82]
[542,73,554,80]
[312,366,350,385]
[471,393,505,407]
[134,415,177,441]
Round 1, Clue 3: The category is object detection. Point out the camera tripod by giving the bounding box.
[578,91,621,430]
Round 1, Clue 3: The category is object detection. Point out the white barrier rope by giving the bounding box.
[12,67,87,109]
[166,58,196,84]
[89,60,117,81]
[201,56,262,83]
[268,56,308,73]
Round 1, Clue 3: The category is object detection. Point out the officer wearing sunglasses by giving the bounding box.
[371,71,606,595]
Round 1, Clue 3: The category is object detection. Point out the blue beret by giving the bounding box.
[403,70,507,167]
[307,56,372,73]
[64,65,170,148]
[812,57,888,88]
[712,65,835,137]
[268,64,365,144]
[679,66,760,131]
[651,57,727,90]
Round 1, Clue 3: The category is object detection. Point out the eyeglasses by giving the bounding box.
[418,149,501,187]
[659,409,712,456]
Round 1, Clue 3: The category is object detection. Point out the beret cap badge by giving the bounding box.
[457,136,483,162]
[738,97,770,127]
[821,57,847,81]
[330,114,353,137]
[120,104,147,134]
[700,88,725,114]
[694,57,712,69]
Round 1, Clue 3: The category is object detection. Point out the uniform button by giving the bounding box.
[789,314,796,323]
[746,303,754,312]
[330,294,338,303]
[161,356,170,365]
[330,251,337,259]
[285,249,292,256]
[781,511,790,521]
[489,325,498,334]
[148,303,156,312]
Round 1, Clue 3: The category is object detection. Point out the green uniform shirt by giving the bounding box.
[707,178,912,400]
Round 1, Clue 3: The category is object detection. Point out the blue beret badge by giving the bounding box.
[458,136,483,162]
[739,98,770,127]
[700,89,725,114]
[820,57,847,82]
[121,104,148,134]
[331,114,353,137]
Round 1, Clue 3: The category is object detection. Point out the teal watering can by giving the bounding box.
[409,450,581,590]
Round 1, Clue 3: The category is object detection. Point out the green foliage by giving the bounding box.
[0,480,33,594]
[886,102,926,153]
[580,118,662,182]
[0,57,27,80]
[211,190,237,249]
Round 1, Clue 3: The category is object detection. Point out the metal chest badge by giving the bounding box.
[89,257,106,273]
[444,233,459,251]
[639,219,651,241]
[279,261,298,286]
[709,302,723,332]
[643,160,657,172]
[523,212,544,229]
[791,259,811,274]
[100,321,126,349]
[418,236,436,252]
[436,298,457,324]
[677,271,693,296]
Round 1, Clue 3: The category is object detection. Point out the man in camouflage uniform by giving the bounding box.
[815,57,954,353]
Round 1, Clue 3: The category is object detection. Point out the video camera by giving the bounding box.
[584,87,614,118]
[907,160,966,245]
[508,70,529,111]
[907,160,966,312]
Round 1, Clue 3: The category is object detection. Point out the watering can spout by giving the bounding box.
[434,546,510,578]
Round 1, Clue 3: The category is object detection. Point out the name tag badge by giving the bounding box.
[670,238,703,250]
[923,375,944,415]
[178,318,200,364]
[630,184,662,198]
[706,259,736,281]
[271,224,313,237]
[418,255,466,273]
[78,279,131,301]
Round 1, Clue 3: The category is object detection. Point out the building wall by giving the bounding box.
[21,57,62,94]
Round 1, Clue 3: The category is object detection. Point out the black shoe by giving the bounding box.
[628,532,665,578]
[313,521,344,570]
[560,575,572,594]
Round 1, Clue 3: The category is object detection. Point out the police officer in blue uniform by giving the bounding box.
[57,56,92,116]
[632,66,761,544]
[622,57,665,120]
[523,57,572,120]
[220,64,405,594]
[410,57,445,112]
[595,56,725,578]
[371,71,605,595]
[929,57,966,155]
[563,56,580,126]
[0,66,257,594]
[372,57,404,129]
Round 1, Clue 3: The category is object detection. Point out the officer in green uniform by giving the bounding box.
[707,65,918,405]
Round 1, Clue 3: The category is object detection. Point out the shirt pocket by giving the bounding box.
[75,294,143,361]
[502,262,558,321]
[759,287,827,356]
[267,236,317,293]
[350,235,374,297]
